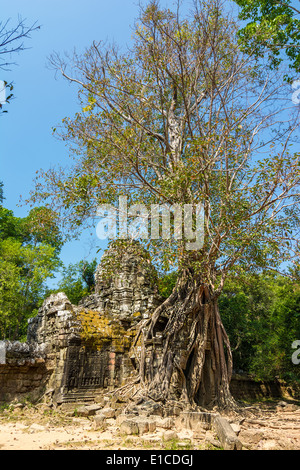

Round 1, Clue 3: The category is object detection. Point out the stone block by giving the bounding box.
[177,411,218,431]
[120,419,139,435]
[212,416,242,450]
[93,414,107,430]
[100,407,116,418]
[148,419,157,433]
[156,417,175,429]
[135,418,149,435]
[116,413,137,425]
[163,430,178,441]
[76,404,103,417]
[282,404,299,412]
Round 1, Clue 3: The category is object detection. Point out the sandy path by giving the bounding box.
[0,421,113,450]
[0,401,299,450]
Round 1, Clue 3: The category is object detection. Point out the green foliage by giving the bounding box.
[0,238,60,340]
[235,0,300,75]
[219,273,300,382]
[21,207,63,252]
[0,190,62,340]
[158,271,178,299]
[0,206,23,241]
[49,259,97,305]
[0,205,63,249]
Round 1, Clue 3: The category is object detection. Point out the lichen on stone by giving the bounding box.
[75,309,136,352]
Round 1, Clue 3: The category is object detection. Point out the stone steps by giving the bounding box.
[61,391,97,403]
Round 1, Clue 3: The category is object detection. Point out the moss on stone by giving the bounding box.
[76,310,136,351]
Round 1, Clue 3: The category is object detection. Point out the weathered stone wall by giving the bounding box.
[27,292,82,404]
[230,374,300,401]
[26,297,140,405]
[0,362,51,403]
[0,242,163,405]
[0,342,52,403]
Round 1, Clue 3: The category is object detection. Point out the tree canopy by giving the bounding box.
[234,0,300,76]
[219,272,300,381]
[0,194,62,340]
[31,0,300,287]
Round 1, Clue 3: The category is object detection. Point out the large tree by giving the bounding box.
[30,0,300,409]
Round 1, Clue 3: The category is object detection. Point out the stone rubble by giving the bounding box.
[0,399,299,450]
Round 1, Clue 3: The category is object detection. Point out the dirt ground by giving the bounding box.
[0,400,299,450]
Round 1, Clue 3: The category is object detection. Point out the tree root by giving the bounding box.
[126,274,238,412]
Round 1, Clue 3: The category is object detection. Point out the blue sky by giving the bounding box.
[1,0,189,273]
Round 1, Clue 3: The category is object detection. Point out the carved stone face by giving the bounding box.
[92,241,162,321]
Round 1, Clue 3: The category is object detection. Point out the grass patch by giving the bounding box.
[163,438,194,451]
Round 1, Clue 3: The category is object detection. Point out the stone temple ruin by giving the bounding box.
[0,241,293,409]
[0,242,162,406]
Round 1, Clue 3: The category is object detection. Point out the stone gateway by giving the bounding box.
[0,241,162,405]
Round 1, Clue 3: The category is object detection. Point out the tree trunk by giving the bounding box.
[132,269,236,410]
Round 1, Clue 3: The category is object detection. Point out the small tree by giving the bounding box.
[31,0,300,409]
[0,17,39,113]
[0,199,62,340]
[49,259,97,305]
[0,181,4,204]
[0,17,39,70]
